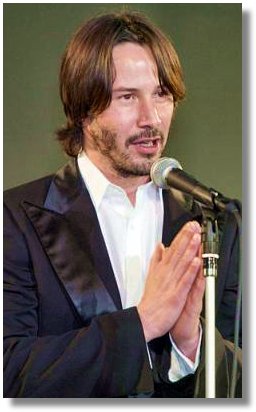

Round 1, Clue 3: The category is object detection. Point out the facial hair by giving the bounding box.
[89,123,165,178]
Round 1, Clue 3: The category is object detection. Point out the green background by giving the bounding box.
[4,3,242,201]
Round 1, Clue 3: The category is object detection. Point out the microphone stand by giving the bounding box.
[201,210,219,398]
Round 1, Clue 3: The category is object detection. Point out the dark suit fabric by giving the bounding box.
[3,159,241,397]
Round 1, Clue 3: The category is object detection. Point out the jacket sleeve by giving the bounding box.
[216,206,242,347]
[3,203,153,398]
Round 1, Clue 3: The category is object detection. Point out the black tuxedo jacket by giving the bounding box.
[3,159,241,397]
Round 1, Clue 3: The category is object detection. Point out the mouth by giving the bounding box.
[130,137,162,155]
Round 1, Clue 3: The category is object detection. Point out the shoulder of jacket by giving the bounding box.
[4,174,54,209]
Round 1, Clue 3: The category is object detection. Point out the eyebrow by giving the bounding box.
[112,86,162,94]
[112,87,139,93]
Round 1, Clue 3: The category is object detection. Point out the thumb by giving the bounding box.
[150,242,165,269]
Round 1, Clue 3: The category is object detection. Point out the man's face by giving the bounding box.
[83,42,174,178]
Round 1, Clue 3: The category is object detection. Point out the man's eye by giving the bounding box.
[155,90,174,101]
[120,94,134,100]
[157,90,165,97]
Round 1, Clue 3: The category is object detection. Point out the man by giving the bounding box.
[3,12,241,398]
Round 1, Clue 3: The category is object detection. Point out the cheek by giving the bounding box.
[161,106,174,130]
[98,107,136,130]
[99,109,136,136]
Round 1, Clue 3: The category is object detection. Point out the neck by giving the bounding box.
[84,151,150,206]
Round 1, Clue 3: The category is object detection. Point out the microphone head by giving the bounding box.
[150,157,182,189]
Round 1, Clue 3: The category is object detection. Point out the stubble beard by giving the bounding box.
[90,126,165,178]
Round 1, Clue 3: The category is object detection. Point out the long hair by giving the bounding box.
[56,11,186,156]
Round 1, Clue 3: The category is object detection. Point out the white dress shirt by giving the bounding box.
[78,151,200,382]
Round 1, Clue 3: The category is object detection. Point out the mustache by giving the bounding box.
[125,128,164,147]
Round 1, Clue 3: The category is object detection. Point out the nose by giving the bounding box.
[137,98,161,128]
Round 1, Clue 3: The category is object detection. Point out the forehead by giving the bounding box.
[112,42,159,87]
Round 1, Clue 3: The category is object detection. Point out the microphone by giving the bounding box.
[150,157,234,212]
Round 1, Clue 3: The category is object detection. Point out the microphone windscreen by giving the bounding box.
[150,157,182,188]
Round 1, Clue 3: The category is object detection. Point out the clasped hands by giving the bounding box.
[137,221,205,362]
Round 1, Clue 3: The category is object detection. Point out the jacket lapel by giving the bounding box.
[22,159,122,325]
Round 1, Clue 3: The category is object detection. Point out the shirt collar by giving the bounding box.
[77,151,111,210]
[77,151,160,210]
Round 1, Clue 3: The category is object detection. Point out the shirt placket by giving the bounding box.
[124,203,144,309]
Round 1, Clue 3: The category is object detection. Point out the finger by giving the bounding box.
[197,243,203,258]
[163,221,201,266]
[190,262,205,302]
[148,242,165,272]
[176,256,202,300]
[184,272,205,318]
[170,232,201,281]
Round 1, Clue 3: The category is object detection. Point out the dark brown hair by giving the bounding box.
[56,11,186,156]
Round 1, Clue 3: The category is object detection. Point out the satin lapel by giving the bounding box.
[162,189,203,246]
[22,160,122,325]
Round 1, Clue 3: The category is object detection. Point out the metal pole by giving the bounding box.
[202,217,219,398]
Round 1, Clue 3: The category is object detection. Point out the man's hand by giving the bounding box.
[170,247,205,361]
[137,221,203,344]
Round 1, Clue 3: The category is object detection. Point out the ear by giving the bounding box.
[82,116,94,136]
